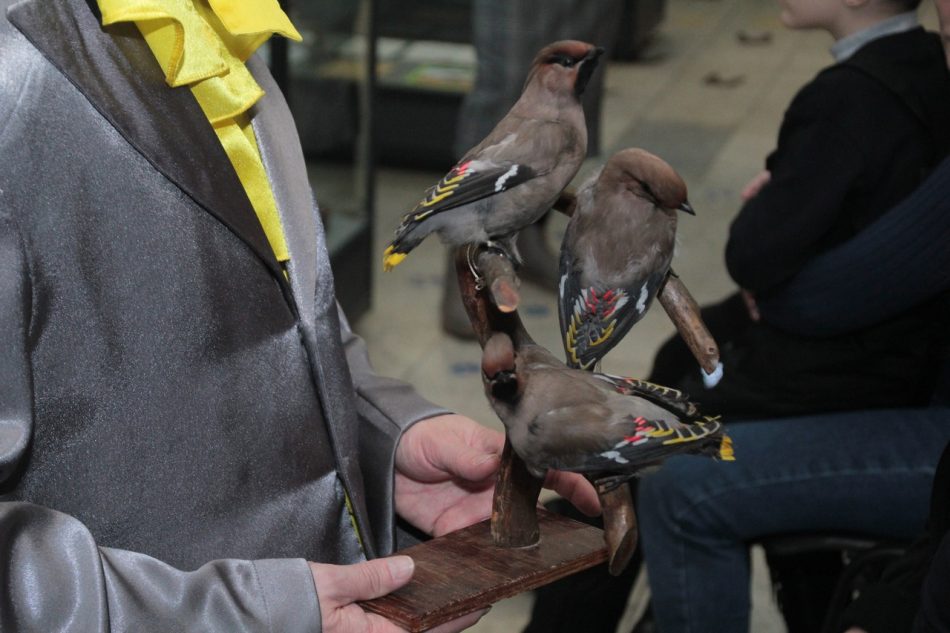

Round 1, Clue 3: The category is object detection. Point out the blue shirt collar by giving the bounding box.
[831,12,919,62]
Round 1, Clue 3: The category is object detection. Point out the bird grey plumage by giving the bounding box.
[383,40,604,271]
[558,148,695,369]
[481,333,732,483]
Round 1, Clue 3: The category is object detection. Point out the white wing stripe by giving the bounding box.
[494,165,519,192]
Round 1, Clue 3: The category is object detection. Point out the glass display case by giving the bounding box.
[267,0,657,319]
[270,0,377,320]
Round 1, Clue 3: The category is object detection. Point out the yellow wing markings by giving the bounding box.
[588,319,616,347]
[415,166,473,211]
[419,182,460,209]
[565,309,617,365]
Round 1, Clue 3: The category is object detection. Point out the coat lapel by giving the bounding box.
[9,0,376,551]
[249,58,375,555]
[7,0,287,290]
[247,57,319,323]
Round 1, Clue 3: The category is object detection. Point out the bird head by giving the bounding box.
[482,332,521,402]
[608,148,695,217]
[524,40,604,100]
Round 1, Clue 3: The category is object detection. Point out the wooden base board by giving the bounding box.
[360,509,607,632]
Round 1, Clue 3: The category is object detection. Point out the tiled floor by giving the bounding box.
[347,1,939,631]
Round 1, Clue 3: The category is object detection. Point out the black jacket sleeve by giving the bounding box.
[758,155,950,337]
[725,93,866,293]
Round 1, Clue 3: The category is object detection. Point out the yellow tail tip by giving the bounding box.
[718,435,735,461]
[382,247,407,272]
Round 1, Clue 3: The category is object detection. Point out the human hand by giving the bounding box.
[310,556,488,632]
[394,414,600,537]
[740,169,771,202]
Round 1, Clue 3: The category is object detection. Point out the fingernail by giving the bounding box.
[387,556,414,583]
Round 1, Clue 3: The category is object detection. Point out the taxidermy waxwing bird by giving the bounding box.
[481,332,732,485]
[558,148,695,370]
[383,40,604,271]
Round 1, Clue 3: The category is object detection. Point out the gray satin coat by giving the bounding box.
[0,0,447,631]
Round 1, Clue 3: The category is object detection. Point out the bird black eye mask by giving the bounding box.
[547,54,577,67]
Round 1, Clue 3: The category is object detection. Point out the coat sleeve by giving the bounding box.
[0,212,322,633]
[757,155,950,337]
[338,304,450,434]
[336,304,451,554]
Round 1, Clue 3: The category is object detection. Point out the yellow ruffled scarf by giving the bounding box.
[97,0,302,263]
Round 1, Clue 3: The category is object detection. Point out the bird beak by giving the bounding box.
[678,201,696,215]
[574,47,605,97]
[586,47,606,61]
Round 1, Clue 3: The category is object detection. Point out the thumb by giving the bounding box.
[312,556,415,607]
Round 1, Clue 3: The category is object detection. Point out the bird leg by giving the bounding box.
[483,239,520,266]
[465,243,486,290]
[658,270,723,383]
[594,477,639,576]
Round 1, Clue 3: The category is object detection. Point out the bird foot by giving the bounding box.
[465,243,488,290]
[483,240,519,265]
[467,241,519,291]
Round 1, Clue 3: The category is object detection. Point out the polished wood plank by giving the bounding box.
[360,509,608,632]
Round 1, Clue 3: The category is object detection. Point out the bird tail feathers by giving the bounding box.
[382,222,427,271]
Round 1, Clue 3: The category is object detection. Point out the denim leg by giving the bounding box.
[639,408,950,633]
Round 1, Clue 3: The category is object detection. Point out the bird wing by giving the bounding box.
[393,158,538,232]
[559,248,669,369]
[593,374,699,418]
[540,409,728,476]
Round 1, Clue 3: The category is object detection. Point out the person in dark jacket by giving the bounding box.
[649,0,950,419]
[638,1,950,631]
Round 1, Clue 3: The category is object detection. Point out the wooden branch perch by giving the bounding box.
[596,482,639,576]
[658,270,721,376]
[454,244,640,570]
[454,246,543,548]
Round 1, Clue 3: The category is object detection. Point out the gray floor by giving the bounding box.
[346,1,939,631]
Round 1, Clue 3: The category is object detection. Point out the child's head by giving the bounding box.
[779,0,921,39]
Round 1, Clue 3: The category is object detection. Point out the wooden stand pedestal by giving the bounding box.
[360,509,607,632]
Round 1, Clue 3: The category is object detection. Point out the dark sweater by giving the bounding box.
[727,27,950,293]
[690,28,950,417]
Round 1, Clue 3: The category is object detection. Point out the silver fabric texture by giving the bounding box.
[0,0,448,630]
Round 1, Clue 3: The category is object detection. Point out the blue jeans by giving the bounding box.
[638,407,950,633]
